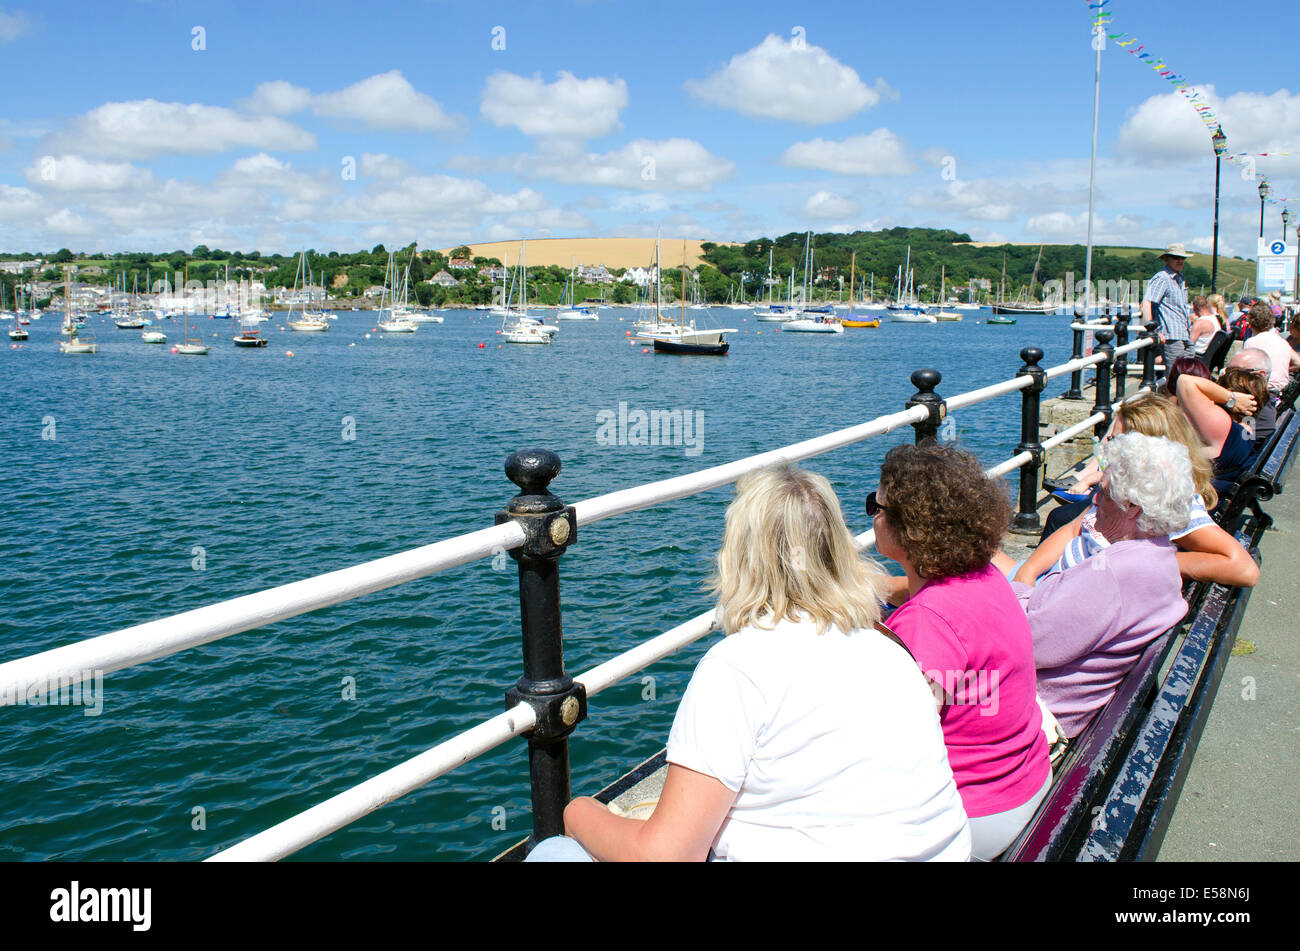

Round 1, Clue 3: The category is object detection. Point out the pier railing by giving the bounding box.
[0,329,1156,861]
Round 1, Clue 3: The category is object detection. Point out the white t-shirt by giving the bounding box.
[666,617,971,861]
[1245,329,1297,393]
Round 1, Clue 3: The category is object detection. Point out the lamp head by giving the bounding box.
[1211,126,1227,156]
[1260,180,1272,201]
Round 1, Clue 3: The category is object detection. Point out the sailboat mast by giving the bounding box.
[681,243,687,330]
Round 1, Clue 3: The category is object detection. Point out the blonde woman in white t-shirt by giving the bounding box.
[541,466,971,862]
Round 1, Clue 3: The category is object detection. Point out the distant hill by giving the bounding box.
[435,237,730,269]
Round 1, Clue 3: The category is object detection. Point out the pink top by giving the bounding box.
[889,563,1051,818]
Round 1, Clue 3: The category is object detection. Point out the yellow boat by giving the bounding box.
[840,255,881,327]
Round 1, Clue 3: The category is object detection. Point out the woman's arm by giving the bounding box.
[562,763,738,861]
[1068,458,1103,494]
[1174,524,1260,588]
[1012,511,1085,585]
[1177,375,1256,456]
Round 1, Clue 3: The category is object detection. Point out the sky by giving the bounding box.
[1,0,1297,260]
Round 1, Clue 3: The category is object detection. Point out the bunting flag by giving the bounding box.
[1089,1,1295,208]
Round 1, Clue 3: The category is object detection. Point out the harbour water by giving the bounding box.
[1,307,1078,860]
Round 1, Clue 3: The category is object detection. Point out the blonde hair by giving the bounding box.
[708,466,883,636]
[1117,393,1217,509]
[1206,293,1229,329]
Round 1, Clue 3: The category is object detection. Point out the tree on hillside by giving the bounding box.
[450,245,472,260]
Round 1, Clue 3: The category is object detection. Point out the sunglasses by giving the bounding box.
[865,491,888,518]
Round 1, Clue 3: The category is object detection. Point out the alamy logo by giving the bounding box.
[923,668,1000,717]
[0,670,104,716]
[50,881,151,931]
[595,402,704,457]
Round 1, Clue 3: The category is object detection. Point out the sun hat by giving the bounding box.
[1160,242,1189,259]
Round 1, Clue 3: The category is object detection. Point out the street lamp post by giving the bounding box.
[1259,180,1272,239]
[1211,126,1227,294]
[1285,208,1297,308]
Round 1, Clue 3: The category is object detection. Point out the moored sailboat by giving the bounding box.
[287,253,330,332]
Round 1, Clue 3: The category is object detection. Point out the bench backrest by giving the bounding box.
[1002,633,1172,862]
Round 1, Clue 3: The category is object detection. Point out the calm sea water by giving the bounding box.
[0,306,1081,861]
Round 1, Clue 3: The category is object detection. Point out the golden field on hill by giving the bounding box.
[436,237,727,269]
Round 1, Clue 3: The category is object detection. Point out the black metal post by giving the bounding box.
[1114,313,1131,404]
[1011,347,1047,534]
[495,449,585,849]
[1140,321,1159,390]
[905,368,945,444]
[1211,155,1221,293]
[1065,302,1085,401]
[1092,330,1115,438]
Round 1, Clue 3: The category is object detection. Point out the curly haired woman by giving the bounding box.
[869,443,1051,861]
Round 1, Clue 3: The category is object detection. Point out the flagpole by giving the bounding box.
[1084,6,1103,318]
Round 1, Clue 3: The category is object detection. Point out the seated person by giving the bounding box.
[1175,369,1262,496]
[1013,394,1259,589]
[550,465,971,862]
[1189,295,1222,355]
[1243,301,1300,394]
[1226,349,1277,445]
[1018,433,1194,739]
[869,443,1050,861]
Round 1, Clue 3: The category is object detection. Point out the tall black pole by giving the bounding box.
[1211,155,1222,294]
[495,449,585,850]
[1260,195,1266,239]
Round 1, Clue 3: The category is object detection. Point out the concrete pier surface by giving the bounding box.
[1158,485,1300,862]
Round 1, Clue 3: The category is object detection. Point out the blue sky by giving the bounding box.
[1,0,1296,258]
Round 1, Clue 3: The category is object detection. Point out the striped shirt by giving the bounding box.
[1143,266,1191,342]
[1043,496,1208,580]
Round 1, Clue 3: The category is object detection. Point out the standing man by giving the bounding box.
[1141,243,1192,370]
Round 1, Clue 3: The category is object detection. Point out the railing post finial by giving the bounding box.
[906,368,946,444]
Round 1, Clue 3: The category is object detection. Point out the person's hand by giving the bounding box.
[1231,391,1257,416]
[1158,332,1168,343]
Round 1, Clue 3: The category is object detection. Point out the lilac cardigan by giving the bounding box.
[1011,536,1187,738]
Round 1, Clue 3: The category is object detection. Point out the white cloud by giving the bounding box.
[0,183,44,222]
[1025,210,1088,239]
[684,34,892,124]
[481,71,627,139]
[44,208,95,236]
[42,100,316,160]
[908,178,1089,223]
[1117,87,1300,167]
[24,155,153,192]
[313,70,460,132]
[239,80,312,115]
[802,190,860,219]
[450,138,734,191]
[780,129,912,175]
[358,153,415,181]
[0,9,30,42]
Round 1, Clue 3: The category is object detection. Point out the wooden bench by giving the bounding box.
[1003,392,1300,861]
